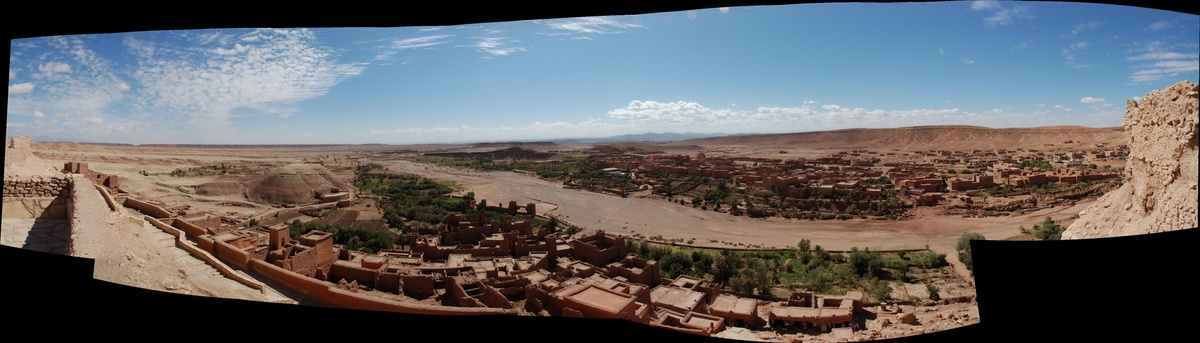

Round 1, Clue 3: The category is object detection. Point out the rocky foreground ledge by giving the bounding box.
[1063,80,1198,239]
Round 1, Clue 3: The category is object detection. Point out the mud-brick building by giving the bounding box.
[768,291,863,332]
[568,230,627,266]
[708,293,762,328]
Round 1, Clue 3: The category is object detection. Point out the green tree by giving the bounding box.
[659,251,694,279]
[957,232,986,272]
[541,216,559,235]
[797,238,811,252]
[1032,217,1064,240]
[712,250,737,285]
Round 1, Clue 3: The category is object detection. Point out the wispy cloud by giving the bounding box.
[375,34,453,61]
[1128,51,1191,61]
[126,29,364,140]
[8,36,131,139]
[1062,41,1095,69]
[1080,97,1105,103]
[545,16,644,36]
[963,59,975,64]
[34,62,71,79]
[1059,21,1103,39]
[970,0,1033,27]
[1125,39,1199,83]
[471,36,526,56]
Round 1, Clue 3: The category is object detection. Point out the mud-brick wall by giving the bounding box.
[2,177,71,197]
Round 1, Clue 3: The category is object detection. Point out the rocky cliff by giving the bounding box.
[1062,80,1198,239]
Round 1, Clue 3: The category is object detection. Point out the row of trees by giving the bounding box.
[622,238,949,302]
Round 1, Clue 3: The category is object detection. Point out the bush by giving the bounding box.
[797,238,811,252]
[1033,217,1065,240]
[957,232,986,272]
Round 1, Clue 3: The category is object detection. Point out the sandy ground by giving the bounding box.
[3,150,298,304]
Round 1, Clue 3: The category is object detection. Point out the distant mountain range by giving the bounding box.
[553,132,736,144]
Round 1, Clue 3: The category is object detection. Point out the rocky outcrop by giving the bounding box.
[1063,80,1198,239]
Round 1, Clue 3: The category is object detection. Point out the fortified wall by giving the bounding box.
[2,178,73,220]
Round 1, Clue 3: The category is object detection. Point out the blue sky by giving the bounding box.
[7,2,1198,144]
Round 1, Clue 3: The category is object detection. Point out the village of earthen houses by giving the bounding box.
[6,79,1195,342]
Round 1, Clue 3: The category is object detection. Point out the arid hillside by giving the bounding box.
[684,125,1125,151]
[245,163,355,205]
[1063,80,1198,239]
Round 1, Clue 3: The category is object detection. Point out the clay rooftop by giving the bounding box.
[561,284,636,314]
[650,285,706,312]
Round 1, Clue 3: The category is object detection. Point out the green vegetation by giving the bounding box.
[356,171,459,226]
[1018,159,1055,171]
[956,232,986,272]
[287,219,400,254]
[1032,216,1065,240]
[628,237,947,302]
[167,164,252,177]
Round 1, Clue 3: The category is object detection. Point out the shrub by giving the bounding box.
[1032,217,1064,240]
[926,283,941,301]
[957,232,986,272]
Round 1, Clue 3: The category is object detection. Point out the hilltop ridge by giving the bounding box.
[684,125,1125,151]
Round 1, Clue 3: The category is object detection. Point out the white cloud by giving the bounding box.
[1148,20,1172,31]
[938,48,945,55]
[719,7,730,14]
[9,69,15,79]
[608,100,743,124]
[7,36,130,131]
[36,62,72,78]
[1127,51,1191,61]
[395,35,452,50]
[1128,60,1200,83]
[8,82,34,95]
[212,43,251,55]
[546,16,643,35]
[970,1,999,11]
[420,27,442,32]
[1059,21,1102,38]
[472,37,526,56]
[1154,59,1200,72]
[131,28,364,124]
[374,34,454,61]
[971,1,1032,27]
[1080,97,1105,103]
[963,59,975,64]
[1010,42,1028,51]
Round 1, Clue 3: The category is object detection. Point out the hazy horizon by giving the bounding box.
[7,2,1198,145]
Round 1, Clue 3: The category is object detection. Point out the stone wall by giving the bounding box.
[4,136,32,166]
[3,177,71,198]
